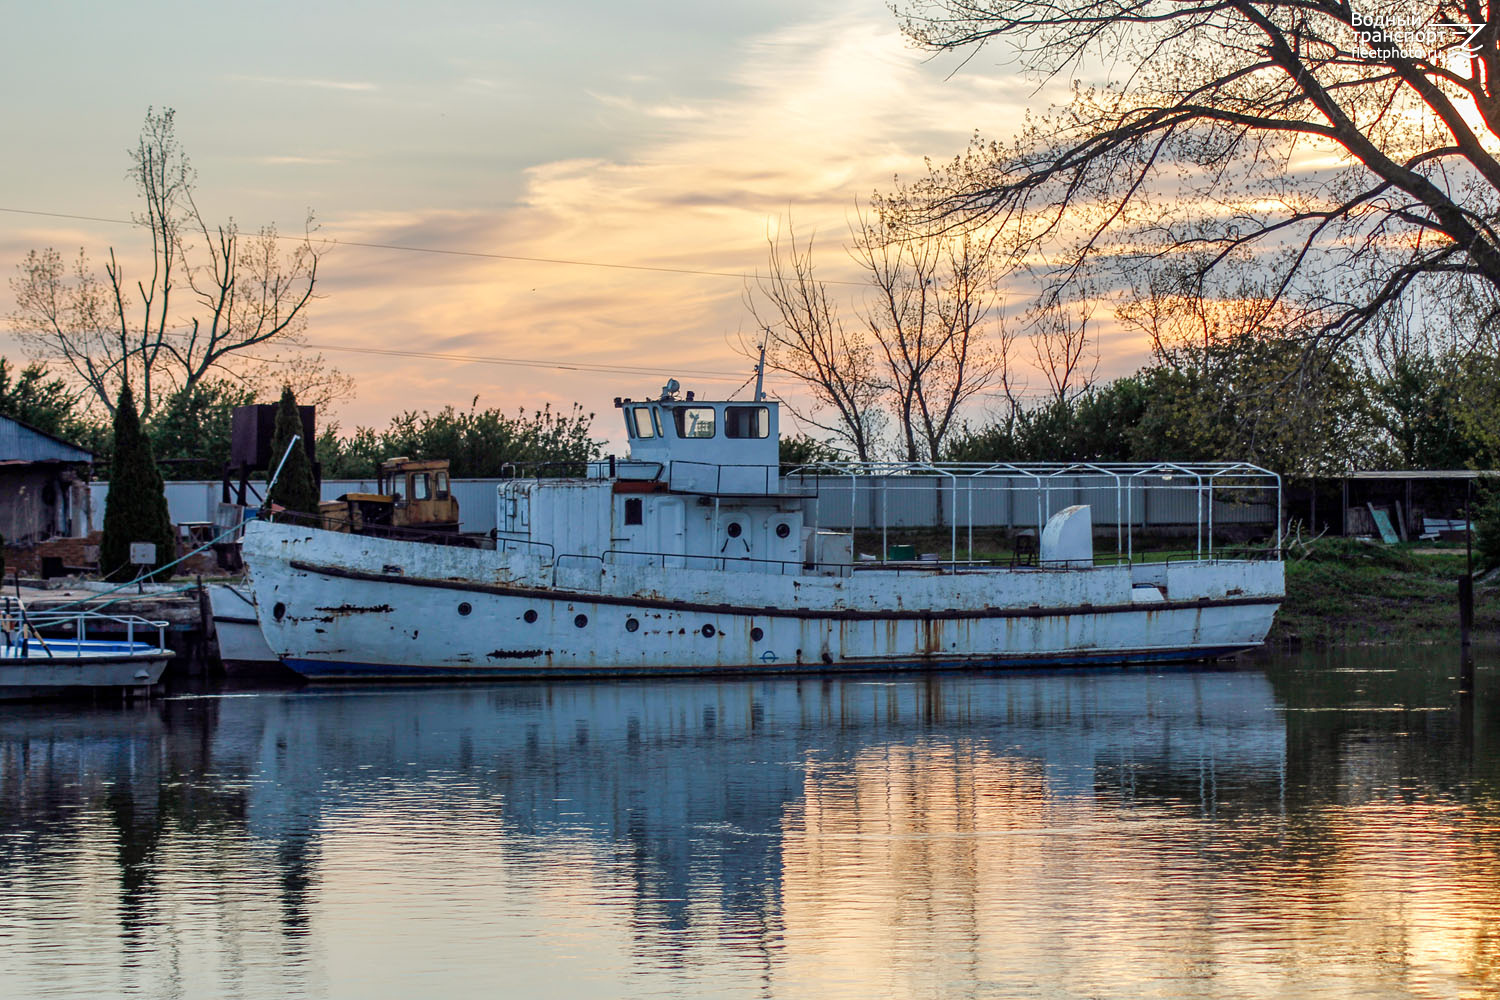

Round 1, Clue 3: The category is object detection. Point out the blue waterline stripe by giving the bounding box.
[284,646,1251,681]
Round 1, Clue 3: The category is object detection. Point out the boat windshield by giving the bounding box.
[674,406,716,438]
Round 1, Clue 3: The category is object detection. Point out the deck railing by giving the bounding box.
[1,598,170,658]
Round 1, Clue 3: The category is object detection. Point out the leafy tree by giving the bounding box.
[99,384,175,581]
[1130,338,1378,476]
[945,377,1150,462]
[1450,353,1500,471]
[1475,479,1500,573]
[779,433,845,470]
[146,380,256,480]
[0,357,100,445]
[944,335,1381,476]
[1360,353,1491,470]
[318,401,600,479]
[264,386,320,517]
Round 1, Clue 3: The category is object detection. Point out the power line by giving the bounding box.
[299,341,1062,397]
[0,204,868,286]
[299,341,756,383]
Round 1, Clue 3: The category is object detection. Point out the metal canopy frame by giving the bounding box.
[781,460,1282,565]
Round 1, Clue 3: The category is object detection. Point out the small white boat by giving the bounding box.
[205,582,285,677]
[1,600,174,699]
[241,378,1286,681]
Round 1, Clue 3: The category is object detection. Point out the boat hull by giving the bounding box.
[244,522,1283,681]
[0,641,172,700]
[206,584,295,679]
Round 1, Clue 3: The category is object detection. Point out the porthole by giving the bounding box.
[701,623,716,638]
[272,602,286,621]
[750,627,764,642]
[625,617,640,633]
[726,521,742,538]
[523,609,538,624]
[775,523,791,539]
[575,614,589,629]
[457,602,472,616]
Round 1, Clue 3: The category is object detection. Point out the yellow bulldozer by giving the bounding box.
[319,457,461,537]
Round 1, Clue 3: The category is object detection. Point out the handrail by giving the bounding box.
[2,596,171,658]
[596,546,1278,577]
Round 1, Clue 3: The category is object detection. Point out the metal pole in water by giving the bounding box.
[1459,478,1476,692]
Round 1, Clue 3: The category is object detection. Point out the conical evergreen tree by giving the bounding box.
[100,384,176,581]
[265,385,319,519]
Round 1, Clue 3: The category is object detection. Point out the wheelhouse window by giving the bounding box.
[411,473,431,500]
[630,407,655,438]
[724,405,770,438]
[673,406,716,438]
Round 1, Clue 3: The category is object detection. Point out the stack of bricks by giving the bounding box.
[2,531,222,578]
[2,532,103,576]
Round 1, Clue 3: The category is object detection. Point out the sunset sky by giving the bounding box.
[0,0,1149,444]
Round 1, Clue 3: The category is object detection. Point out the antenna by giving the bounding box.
[754,340,766,402]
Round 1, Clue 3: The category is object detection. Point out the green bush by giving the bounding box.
[264,386,320,518]
[99,384,176,581]
[1475,478,1500,573]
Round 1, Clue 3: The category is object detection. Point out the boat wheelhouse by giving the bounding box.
[241,381,1284,680]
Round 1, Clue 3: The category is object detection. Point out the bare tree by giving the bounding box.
[852,211,1011,459]
[9,108,341,416]
[745,212,1011,462]
[1024,295,1096,403]
[744,222,885,461]
[894,0,1500,350]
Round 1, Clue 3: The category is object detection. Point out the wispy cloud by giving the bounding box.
[257,156,343,166]
[589,92,706,121]
[300,7,1047,434]
[229,75,378,92]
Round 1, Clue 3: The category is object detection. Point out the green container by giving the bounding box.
[886,544,916,561]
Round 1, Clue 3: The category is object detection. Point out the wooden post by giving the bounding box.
[1461,475,1475,692]
[1460,573,1474,648]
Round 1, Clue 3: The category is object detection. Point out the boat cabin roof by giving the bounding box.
[615,389,779,472]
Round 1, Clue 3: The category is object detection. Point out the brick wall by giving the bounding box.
[3,530,222,579]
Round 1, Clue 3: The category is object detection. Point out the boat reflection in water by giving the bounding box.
[0,654,1496,998]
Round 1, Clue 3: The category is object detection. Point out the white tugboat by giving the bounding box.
[241,380,1284,680]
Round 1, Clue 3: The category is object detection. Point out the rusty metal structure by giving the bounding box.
[319,457,459,536]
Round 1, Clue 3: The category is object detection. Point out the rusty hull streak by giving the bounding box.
[486,649,550,660]
[291,560,1281,622]
[314,603,395,615]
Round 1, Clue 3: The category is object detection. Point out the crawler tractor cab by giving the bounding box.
[319,457,460,535]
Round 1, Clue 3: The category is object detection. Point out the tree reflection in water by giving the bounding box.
[0,650,1494,998]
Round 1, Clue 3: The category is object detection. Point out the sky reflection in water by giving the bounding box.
[0,647,1496,999]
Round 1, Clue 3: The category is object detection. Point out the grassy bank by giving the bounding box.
[1272,539,1497,645]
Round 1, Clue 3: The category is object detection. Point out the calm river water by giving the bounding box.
[1,648,1497,999]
